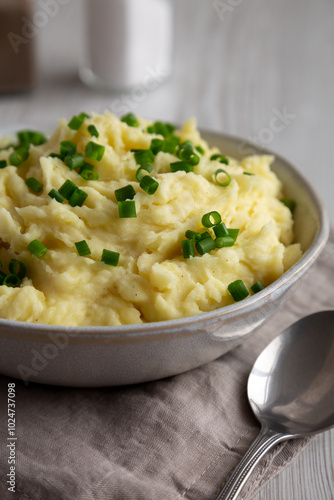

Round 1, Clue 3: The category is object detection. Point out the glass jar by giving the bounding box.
[80,0,173,91]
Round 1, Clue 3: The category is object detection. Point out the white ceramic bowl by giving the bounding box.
[0,131,329,386]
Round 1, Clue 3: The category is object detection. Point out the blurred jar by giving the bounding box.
[0,0,36,92]
[80,0,173,91]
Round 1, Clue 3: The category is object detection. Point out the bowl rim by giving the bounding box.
[0,129,330,338]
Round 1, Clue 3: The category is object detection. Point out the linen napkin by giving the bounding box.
[0,227,333,500]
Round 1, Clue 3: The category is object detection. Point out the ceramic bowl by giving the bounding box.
[0,131,329,386]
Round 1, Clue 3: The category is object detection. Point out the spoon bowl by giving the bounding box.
[216,310,334,500]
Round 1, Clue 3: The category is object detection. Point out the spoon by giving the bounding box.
[215,310,334,500]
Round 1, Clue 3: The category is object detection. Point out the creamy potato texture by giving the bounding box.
[0,112,302,326]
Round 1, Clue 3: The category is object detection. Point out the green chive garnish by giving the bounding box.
[101,249,120,266]
[243,172,255,176]
[0,160,7,169]
[85,141,105,161]
[80,169,99,181]
[182,239,195,259]
[136,165,153,181]
[228,280,249,301]
[118,200,137,218]
[49,153,63,160]
[213,222,229,238]
[58,179,78,200]
[25,177,43,193]
[195,236,216,255]
[170,161,193,173]
[150,138,164,155]
[68,188,88,207]
[185,230,201,241]
[27,239,47,258]
[68,112,89,130]
[214,168,231,187]
[60,141,77,157]
[281,198,296,214]
[0,270,6,285]
[115,184,136,202]
[176,143,200,166]
[65,153,85,170]
[17,130,47,147]
[3,274,20,287]
[215,235,234,248]
[195,145,205,155]
[75,240,91,256]
[121,113,139,127]
[133,149,155,166]
[140,175,159,195]
[9,259,26,279]
[162,136,179,154]
[251,280,265,293]
[210,154,229,165]
[48,189,65,203]
[146,121,175,138]
[202,211,221,228]
[228,228,239,242]
[9,146,29,166]
[88,124,99,138]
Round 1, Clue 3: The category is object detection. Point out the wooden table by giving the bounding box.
[0,0,333,498]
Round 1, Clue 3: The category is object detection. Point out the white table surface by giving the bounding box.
[1,0,333,498]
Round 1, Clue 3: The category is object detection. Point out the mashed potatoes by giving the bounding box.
[0,111,301,326]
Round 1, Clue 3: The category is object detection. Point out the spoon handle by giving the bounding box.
[215,425,288,500]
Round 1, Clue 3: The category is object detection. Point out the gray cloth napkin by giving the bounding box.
[1,227,333,500]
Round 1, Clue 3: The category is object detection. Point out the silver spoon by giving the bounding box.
[216,310,334,500]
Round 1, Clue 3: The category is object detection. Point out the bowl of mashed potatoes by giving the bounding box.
[0,112,329,386]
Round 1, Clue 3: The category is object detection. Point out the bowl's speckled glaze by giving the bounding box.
[0,131,329,386]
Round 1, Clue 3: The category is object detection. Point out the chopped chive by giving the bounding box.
[215,235,234,248]
[243,172,255,176]
[80,161,94,172]
[9,146,29,166]
[135,165,153,182]
[3,274,20,287]
[60,141,77,157]
[80,169,99,181]
[25,177,43,193]
[87,124,99,138]
[140,175,159,195]
[228,228,239,242]
[199,231,212,240]
[195,236,216,255]
[170,161,194,173]
[48,188,65,203]
[133,149,155,166]
[49,153,63,160]
[162,136,179,154]
[182,239,195,258]
[121,113,139,127]
[251,280,265,294]
[58,179,77,199]
[68,188,88,207]
[210,154,229,165]
[176,143,200,166]
[27,239,47,258]
[0,270,6,285]
[202,211,221,228]
[85,141,105,161]
[9,259,26,279]
[281,198,296,214]
[118,200,137,218]
[195,145,205,155]
[0,160,7,169]
[228,280,249,301]
[65,153,85,170]
[146,121,175,137]
[17,130,47,147]
[150,138,164,155]
[214,168,231,187]
[115,184,136,202]
[213,222,229,238]
[68,112,89,130]
[101,249,120,266]
[185,230,201,241]
[75,240,91,256]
